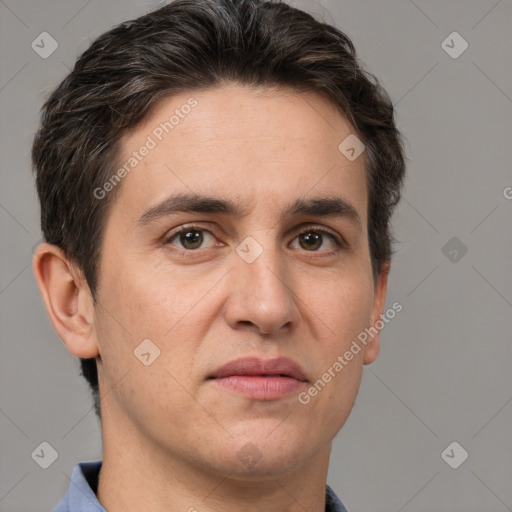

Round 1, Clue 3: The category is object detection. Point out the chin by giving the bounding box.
[206,432,319,479]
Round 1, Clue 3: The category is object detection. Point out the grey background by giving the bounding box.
[0,0,511,510]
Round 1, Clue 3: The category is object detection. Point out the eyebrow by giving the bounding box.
[136,192,362,231]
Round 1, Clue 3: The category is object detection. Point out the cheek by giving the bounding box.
[305,271,372,389]
[336,282,373,341]
[98,249,197,339]
[92,264,206,439]
[305,265,375,347]
[290,266,373,418]
[93,251,215,400]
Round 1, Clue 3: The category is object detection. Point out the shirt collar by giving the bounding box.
[325,483,349,512]
[53,461,105,512]
[54,460,348,512]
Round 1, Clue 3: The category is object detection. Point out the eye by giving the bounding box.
[290,227,344,252]
[165,225,218,250]
[163,224,345,253]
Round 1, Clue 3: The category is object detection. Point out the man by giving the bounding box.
[32,0,405,510]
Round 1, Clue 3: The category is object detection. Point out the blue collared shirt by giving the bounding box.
[54,460,348,512]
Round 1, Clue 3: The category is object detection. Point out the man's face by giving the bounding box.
[93,84,387,477]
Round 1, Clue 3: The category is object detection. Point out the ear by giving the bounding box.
[363,261,390,365]
[32,243,99,359]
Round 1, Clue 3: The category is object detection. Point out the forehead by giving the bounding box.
[112,84,368,225]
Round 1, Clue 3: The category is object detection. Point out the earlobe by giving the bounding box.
[363,261,390,365]
[32,243,99,359]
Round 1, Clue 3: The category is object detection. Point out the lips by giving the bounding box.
[208,356,308,382]
[208,357,308,400]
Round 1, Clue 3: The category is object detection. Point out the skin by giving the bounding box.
[34,84,389,512]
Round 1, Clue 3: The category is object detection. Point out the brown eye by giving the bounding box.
[298,232,322,251]
[291,228,342,252]
[179,229,203,249]
[166,227,216,250]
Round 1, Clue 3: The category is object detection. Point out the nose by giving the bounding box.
[223,240,300,336]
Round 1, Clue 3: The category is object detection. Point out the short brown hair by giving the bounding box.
[32,0,406,418]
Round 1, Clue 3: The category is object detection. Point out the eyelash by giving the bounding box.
[163,223,346,254]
